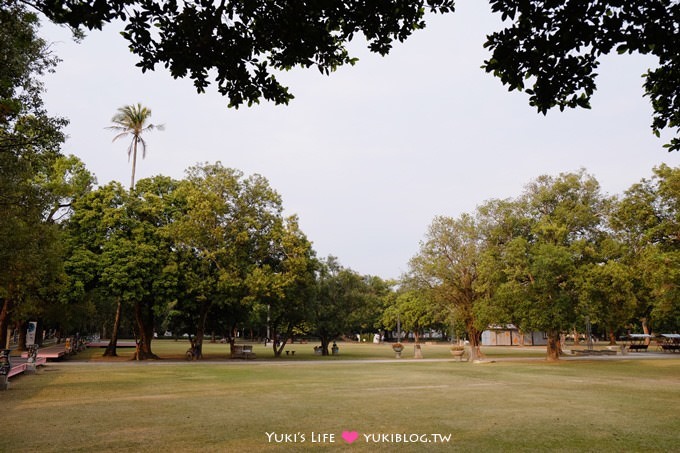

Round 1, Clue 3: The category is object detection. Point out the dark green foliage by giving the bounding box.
[485,0,680,150]
[0,1,95,344]
[29,0,454,107]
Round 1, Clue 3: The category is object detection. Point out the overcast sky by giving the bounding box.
[39,2,679,280]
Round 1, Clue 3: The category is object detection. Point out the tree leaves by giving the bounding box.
[33,0,455,108]
[484,0,680,151]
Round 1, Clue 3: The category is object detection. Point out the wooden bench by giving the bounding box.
[628,344,648,352]
[661,344,680,353]
[231,345,256,359]
[21,345,66,360]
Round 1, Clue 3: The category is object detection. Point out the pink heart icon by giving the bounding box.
[342,431,359,444]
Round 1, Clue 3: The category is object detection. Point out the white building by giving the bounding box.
[481,325,547,346]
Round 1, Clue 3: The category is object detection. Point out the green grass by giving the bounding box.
[1,343,679,452]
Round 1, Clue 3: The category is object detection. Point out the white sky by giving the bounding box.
[39,2,680,280]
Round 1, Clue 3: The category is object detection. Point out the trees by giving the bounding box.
[313,257,365,355]
[26,1,678,150]
[0,0,60,123]
[610,164,680,333]
[65,182,129,356]
[108,103,163,190]
[487,170,610,360]
[484,0,680,151]
[577,259,637,345]
[103,103,164,356]
[168,162,322,358]
[123,176,180,359]
[170,162,287,358]
[408,214,488,361]
[0,1,96,347]
[252,216,318,357]
[29,0,454,108]
[65,177,180,359]
[382,287,441,344]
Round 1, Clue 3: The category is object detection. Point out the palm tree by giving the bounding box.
[108,103,164,189]
[104,103,162,357]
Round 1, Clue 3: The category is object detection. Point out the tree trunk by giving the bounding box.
[641,318,651,345]
[0,297,12,348]
[273,327,292,357]
[132,301,158,360]
[194,301,210,360]
[35,320,44,347]
[572,327,580,346]
[319,335,330,356]
[466,322,484,361]
[104,298,122,357]
[546,331,561,361]
[17,320,27,352]
[608,327,617,345]
[130,138,138,190]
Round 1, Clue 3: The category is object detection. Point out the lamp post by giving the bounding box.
[397,312,401,342]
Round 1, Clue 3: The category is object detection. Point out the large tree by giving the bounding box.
[381,286,442,345]
[66,177,180,359]
[312,257,375,355]
[250,215,318,358]
[64,182,128,356]
[170,162,292,358]
[488,170,610,360]
[408,214,488,361]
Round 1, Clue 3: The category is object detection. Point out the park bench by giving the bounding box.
[21,344,65,360]
[659,334,680,353]
[628,344,648,352]
[231,345,256,360]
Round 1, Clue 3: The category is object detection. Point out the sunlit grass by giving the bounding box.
[1,354,679,452]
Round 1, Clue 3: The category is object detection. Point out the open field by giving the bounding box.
[1,343,679,452]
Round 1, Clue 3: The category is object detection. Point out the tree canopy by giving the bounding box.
[484,0,680,151]
[29,0,454,107]
[0,1,95,347]
[24,0,680,150]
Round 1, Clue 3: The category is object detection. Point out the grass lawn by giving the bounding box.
[1,342,679,452]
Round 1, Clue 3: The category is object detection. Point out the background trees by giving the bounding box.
[407,214,488,360]
[66,178,180,359]
[0,2,94,347]
[170,162,289,358]
[610,164,680,334]
[508,171,609,360]
[405,167,678,361]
